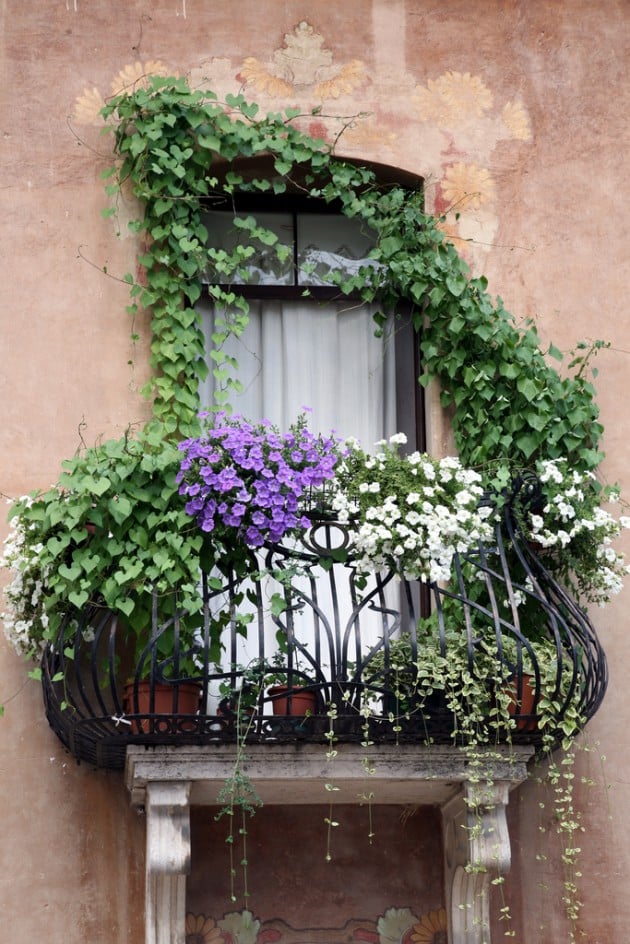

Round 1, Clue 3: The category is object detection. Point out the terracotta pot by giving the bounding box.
[123,680,202,733]
[268,685,317,716]
[507,673,538,732]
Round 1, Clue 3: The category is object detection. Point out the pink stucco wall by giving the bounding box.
[1,2,629,942]
[188,805,445,939]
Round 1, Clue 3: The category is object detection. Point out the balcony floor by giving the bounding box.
[125,741,534,807]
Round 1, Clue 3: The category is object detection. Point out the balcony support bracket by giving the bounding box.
[127,744,531,944]
[145,780,192,944]
[442,781,514,944]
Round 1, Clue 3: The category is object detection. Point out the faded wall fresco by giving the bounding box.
[184,908,447,944]
[187,806,446,944]
[73,19,531,271]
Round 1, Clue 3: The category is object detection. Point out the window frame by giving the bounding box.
[201,192,379,301]
[200,167,426,452]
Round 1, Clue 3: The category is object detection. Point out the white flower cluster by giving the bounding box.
[529,459,630,604]
[1,502,50,656]
[332,435,495,582]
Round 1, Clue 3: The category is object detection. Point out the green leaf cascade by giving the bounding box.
[4,74,608,650]
[102,75,604,477]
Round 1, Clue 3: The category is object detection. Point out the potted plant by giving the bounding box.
[1,430,215,723]
[2,412,342,727]
[176,411,341,548]
[361,611,584,741]
[330,433,496,582]
[259,650,320,718]
[362,631,425,720]
[174,411,342,722]
[510,457,630,606]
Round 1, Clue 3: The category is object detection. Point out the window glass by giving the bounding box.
[297,213,379,286]
[202,210,294,285]
[202,209,379,288]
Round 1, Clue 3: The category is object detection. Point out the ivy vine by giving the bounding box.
[2,74,610,663]
[102,74,605,482]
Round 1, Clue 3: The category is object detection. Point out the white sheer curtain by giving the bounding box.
[198,296,400,701]
[199,297,397,446]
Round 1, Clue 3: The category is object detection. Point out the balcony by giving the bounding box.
[41,482,607,771]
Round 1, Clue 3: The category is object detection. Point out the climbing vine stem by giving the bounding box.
[101,74,606,483]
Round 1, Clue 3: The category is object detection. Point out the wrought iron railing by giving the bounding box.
[41,481,607,769]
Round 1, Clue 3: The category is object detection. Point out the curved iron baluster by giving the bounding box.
[40,483,608,768]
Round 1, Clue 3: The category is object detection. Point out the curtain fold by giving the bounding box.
[199,297,397,447]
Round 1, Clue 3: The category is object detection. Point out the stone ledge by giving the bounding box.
[125,742,534,808]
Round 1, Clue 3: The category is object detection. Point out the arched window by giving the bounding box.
[197,161,428,684]
[199,161,425,452]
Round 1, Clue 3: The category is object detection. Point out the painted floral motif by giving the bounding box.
[502,100,532,141]
[218,910,261,944]
[415,71,494,125]
[186,914,226,944]
[110,59,172,96]
[314,60,367,100]
[73,85,107,126]
[440,162,497,212]
[238,21,367,100]
[434,218,471,252]
[71,19,532,271]
[183,910,448,944]
[341,120,398,152]
[238,59,293,98]
[74,59,171,126]
[408,909,447,944]
[409,67,532,265]
[376,908,417,944]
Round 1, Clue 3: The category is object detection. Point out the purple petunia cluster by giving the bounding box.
[177,414,340,547]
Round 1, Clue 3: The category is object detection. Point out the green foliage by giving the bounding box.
[0,77,606,931]
[361,620,586,936]
[3,430,218,663]
[99,75,607,483]
[363,621,583,742]
[4,75,611,707]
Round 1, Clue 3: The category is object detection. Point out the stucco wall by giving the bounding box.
[188,805,445,941]
[1,2,629,942]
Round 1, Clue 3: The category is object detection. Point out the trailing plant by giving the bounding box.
[99,75,607,480]
[361,617,587,937]
[0,74,617,939]
[513,458,630,606]
[362,620,580,738]
[1,429,212,667]
[4,77,614,659]
[214,669,264,906]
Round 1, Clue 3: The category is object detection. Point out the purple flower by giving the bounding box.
[245,526,264,546]
[178,412,341,547]
[216,466,244,492]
